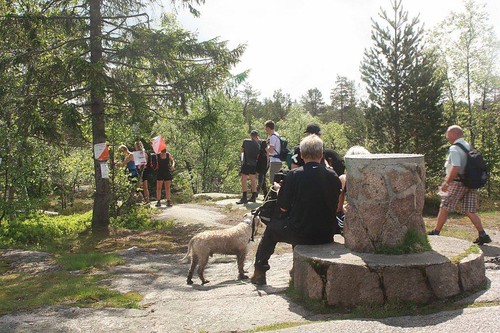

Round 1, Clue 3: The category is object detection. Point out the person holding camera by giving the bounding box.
[251,134,342,285]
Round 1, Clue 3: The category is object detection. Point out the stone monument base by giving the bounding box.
[293,236,486,307]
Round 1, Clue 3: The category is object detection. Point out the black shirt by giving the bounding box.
[277,162,341,244]
[242,139,260,166]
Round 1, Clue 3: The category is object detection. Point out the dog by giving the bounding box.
[182,215,260,285]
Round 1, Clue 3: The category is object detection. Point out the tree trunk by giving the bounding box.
[90,0,110,236]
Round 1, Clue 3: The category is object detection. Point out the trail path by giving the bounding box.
[0,195,499,333]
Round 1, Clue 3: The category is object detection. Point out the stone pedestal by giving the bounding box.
[293,237,486,307]
[344,154,426,253]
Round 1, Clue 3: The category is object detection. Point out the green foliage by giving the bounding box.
[156,92,245,194]
[375,229,432,255]
[0,272,141,315]
[0,212,91,248]
[451,245,481,264]
[110,205,173,231]
[300,88,326,116]
[57,253,125,271]
[430,0,500,195]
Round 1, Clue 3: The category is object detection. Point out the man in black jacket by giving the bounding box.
[251,134,342,285]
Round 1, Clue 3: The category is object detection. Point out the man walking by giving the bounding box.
[236,130,261,204]
[251,134,342,285]
[264,120,282,185]
[428,125,491,245]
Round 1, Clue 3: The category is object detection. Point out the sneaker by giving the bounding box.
[473,234,492,245]
[428,230,440,236]
[155,200,161,207]
[166,200,172,207]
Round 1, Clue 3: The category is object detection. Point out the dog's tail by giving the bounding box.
[179,238,194,262]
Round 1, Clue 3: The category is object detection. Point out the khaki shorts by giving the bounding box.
[440,181,478,213]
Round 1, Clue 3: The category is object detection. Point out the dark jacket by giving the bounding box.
[277,162,341,244]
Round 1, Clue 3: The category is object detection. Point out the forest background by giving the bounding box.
[0,0,498,236]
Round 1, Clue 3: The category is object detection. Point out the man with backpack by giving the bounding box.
[264,120,283,186]
[428,125,491,245]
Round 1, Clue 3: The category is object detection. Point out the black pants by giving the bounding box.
[257,170,268,195]
[254,218,296,269]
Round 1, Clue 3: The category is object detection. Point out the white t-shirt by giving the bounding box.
[445,138,469,177]
[269,133,281,163]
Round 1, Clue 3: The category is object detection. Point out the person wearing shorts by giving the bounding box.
[236,130,260,204]
[428,125,491,245]
[156,148,175,207]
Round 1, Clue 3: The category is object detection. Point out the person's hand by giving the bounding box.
[441,182,449,192]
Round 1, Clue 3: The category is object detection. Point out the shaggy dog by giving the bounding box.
[182,215,260,285]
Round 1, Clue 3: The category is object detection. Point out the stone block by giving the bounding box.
[425,263,461,299]
[383,267,432,303]
[389,169,417,194]
[459,253,486,291]
[293,255,324,300]
[360,171,388,200]
[326,263,383,307]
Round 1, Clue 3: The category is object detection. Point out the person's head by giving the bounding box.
[118,144,129,154]
[264,120,275,134]
[305,123,321,135]
[345,145,370,157]
[300,134,323,162]
[250,130,259,139]
[446,125,464,144]
[161,148,167,154]
[324,149,345,175]
[134,141,143,151]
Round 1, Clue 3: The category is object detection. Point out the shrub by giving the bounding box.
[0,212,91,248]
[110,205,154,230]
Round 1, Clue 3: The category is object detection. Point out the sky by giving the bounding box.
[155,0,500,101]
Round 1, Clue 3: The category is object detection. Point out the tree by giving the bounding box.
[262,89,292,122]
[360,0,445,166]
[430,0,499,194]
[328,75,358,124]
[430,0,499,146]
[300,88,326,116]
[0,1,244,232]
[239,83,261,133]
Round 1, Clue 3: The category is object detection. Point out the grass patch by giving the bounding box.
[56,252,125,271]
[250,321,310,332]
[451,244,481,264]
[0,271,141,315]
[375,229,432,255]
[0,260,9,274]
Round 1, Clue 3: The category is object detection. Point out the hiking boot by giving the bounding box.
[155,200,161,207]
[166,200,172,207]
[473,234,492,245]
[250,266,267,285]
[236,192,248,204]
[428,230,440,236]
[248,192,258,203]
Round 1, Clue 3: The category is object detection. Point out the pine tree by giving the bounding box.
[360,0,445,169]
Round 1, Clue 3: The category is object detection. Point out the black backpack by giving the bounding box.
[454,142,488,189]
[272,134,291,161]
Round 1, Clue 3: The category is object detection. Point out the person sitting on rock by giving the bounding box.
[251,134,342,285]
